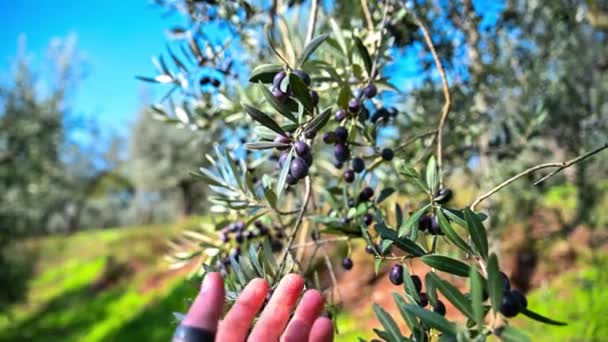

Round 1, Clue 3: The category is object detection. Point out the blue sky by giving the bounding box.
[0,0,183,136]
[1,0,503,139]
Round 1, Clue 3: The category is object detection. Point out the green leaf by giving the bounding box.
[243,104,286,136]
[372,303,403,342]
[403,304,456,335]
[424,272,438,306]
[249,244,264,276]
[420,255,471,277]
[464,208,489,260]
[249,64,284,83]
[392,293,420,332]
[374,216,426,256]
[436,210,476,255]
[276,149,294,198]
[258,83,298,122]
[380,239,393,254]
[288,73,314,112]
[245,141,289,150]
[402,265,420,302]
[299,34,329,66]
[497,326,532,342]
[469,265,484,328]
[374,258,382,275]
[521,308,567,326]
[329,19,347,55]
[398,204,430,238]
[395,204,404,228]
[428,272,475,321]
[425,156,438,194]
[303,107,332,136]
[337,85,351,109]
[397,161,429,192]
[376,188,395,204]
[487,253,503,315]
[353,36,372,76]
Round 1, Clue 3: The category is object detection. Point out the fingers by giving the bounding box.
[181,272,225,332]
[281,290,325,342]
[216,278,269,341]
[308,317,334,342]
[248,273,304,341]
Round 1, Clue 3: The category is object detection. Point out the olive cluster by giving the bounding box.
[275,139,313,185]
[389,265,447,316]
[323,126,351,175]
[499,272,528,318]
[218,220,284,267]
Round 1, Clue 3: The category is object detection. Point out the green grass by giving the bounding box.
[514,254,608,341]
[2,219,607,341]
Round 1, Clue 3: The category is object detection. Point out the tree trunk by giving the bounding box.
[178,180,195,217]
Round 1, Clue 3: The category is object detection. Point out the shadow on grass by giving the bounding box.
[102,281,197,341]
[0,283,127,342]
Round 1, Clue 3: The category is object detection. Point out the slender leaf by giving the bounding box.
[402,265,420,302]
[425,156,438,194]
[397,161,429,192]
[436,210,476,255]
[398,204,431,237]
[395,204,404,228]
[392,293,420,332]
[469,265,484,327]
[487,253,503,315]
[425,272,438,306]
[303,107,332,136]
[338,85,351,109]
[288,73,314,112]
[376,188,395,204]
[258,83,297,122]
[464,208,489,260]
[497,326,532,342]
[428,272,475,321]
[375,216,426,256]
[245,141,290,150]
[373,303,403,342]
[521,308,567,326]
[403,304,456,335]
[276,149,294,198]
[421,255,471,277]
[299,34,329,66]
[249,64,284,83]
[353,36,372,76]
[243,104,286,136]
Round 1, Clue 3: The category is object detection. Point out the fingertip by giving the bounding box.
[201,272,223,292]
[302,289,324,306]
[282,273,305,290]
[309,317,334,342]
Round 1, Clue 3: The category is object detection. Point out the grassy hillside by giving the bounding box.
[0,219,606,341]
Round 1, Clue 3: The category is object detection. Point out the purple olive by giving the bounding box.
[334,143,350,162]
[348,99,360,113]
[389,264,404,285]
[352,157,365,173]
[334,127,348,143]
[335,109,347,122]
[381,148,394,161]
[294,141,310,157]
[290,157,309,179]
[363,83,377,98]
[323,132,336,144]
[342,257,354,270]
[273,71,286,89]
[344,169,355,183]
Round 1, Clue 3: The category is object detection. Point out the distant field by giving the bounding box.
[0,217,606,341]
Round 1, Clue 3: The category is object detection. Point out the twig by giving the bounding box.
[361,0,374,32]
[370,0,390,81]
[277,176,312,275]
[290,236,350,250]
[533,143,608,185]
[413,15,451,188]
[321,245,342,302]
[394,129,438,153]
[304,0,319,45]
[470,143,608,210]
[275,0,296,66]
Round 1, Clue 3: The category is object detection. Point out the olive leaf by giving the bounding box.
[353,36,372,76]
[487,253,503,315]
[258,83,297,122]
[243,104,286,136]
[420,255,471,277]
[299,34,329,66]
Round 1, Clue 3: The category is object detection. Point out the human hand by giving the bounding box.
[172,272,334,342]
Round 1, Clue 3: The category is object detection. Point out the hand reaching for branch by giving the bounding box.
[173,273,334,342]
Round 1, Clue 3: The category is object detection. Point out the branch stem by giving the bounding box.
[414,15,451,188]
[304,0,319,45]
[277,176,312,275]
[470,143,608,210]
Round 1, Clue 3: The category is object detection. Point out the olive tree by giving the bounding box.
[140,0,606,340]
